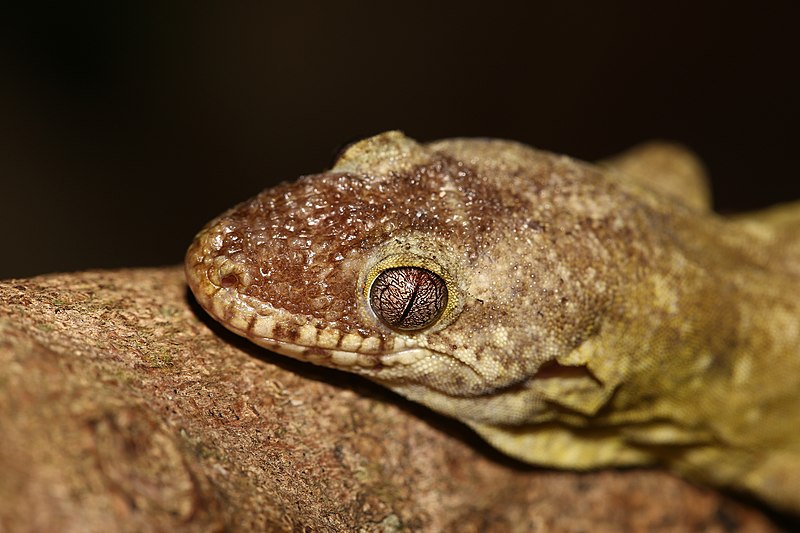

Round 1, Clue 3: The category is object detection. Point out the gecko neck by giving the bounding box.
[600,212,800,496]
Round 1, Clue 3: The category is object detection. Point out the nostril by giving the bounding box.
[220,273,239,288]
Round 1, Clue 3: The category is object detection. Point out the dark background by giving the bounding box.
[2,2,798,279]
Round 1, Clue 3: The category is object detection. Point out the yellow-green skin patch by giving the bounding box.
[186,132,800,513]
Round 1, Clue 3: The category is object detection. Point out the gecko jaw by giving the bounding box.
[250,337,431,371]
[186,258,430,371]
[185,248,486,386]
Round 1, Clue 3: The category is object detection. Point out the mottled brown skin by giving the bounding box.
[186,131,800,513]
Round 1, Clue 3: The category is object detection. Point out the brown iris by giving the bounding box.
[369,266,448,331]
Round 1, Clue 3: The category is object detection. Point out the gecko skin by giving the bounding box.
[186,132,800,512]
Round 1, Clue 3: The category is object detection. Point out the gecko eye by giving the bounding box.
[369,267,448,331]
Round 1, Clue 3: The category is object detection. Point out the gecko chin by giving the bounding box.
[187,264,488,394]
[185,249,434,373]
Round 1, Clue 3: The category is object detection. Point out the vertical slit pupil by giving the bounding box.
[369,266,448,331]
[220,273,239,288]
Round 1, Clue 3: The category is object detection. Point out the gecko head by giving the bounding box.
[186,133,485,383]
[186,131,621,425]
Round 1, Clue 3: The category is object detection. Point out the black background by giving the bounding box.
[2,2,798,279]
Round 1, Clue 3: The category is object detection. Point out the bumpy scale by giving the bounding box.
[186,131,800,513]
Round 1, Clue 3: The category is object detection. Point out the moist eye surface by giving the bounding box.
[368,266,448,331]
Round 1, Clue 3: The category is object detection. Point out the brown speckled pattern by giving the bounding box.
[191,157,502,335]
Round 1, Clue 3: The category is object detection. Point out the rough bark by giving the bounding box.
[0,268,787,532]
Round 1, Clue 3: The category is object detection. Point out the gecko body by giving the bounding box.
[186,132,800,512]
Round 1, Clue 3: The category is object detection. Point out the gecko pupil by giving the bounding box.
[369,267,448,331]
[220,274,239,288]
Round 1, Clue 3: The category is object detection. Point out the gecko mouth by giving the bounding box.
[185,241,487,390]
[185,255,432,371]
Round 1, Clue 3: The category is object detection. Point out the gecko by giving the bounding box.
[185,131,800,513]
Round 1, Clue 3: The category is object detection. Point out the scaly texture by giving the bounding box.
[186,131,800,513]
